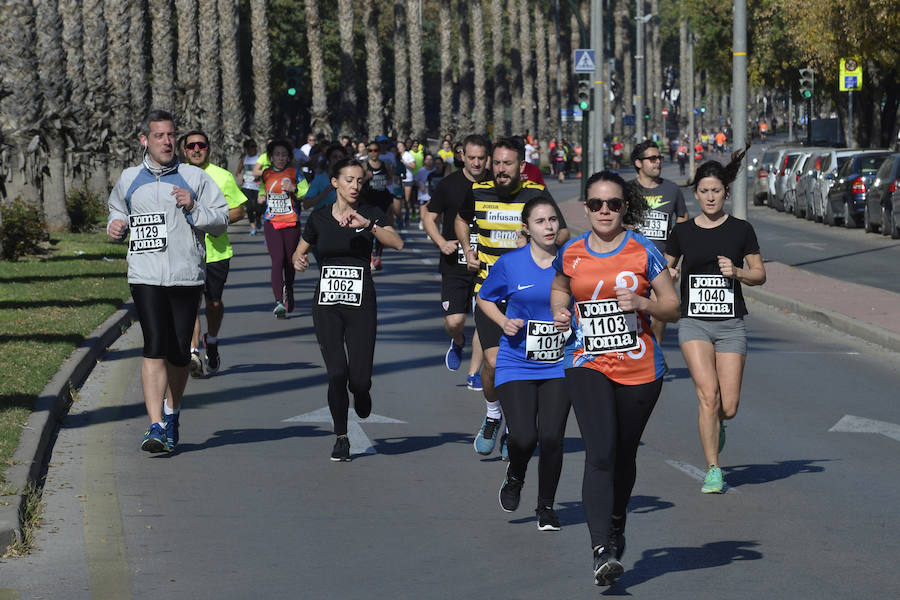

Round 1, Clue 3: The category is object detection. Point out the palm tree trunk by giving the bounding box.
[83,0,109,193]
[392,0,409,138]
[679,11,688,138]
[250,0,272,142]
[547,0,561,146]
[615,0,631,147]
[60,0,88,185]
[534,1,549,149]
[470,0,487,135]
[519,0,534,139]
[438,1,452,135]
[337,0,357,137]
[363,2,384,138]
[176,0,200,129]
[150,0,175,112]
[130,0,150,145]
[105,0,132,182]
[305,0,330,138]
[649,0,661,138]
[490,0,507,137]
[508,0,522,136]
[456,0,472,136]
[219,0,245,163]
[199,0,221,152]
[407,0,425,137]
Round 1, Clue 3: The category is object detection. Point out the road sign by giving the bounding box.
[624,114,635,126]
[693,108,700,115]
[839,57,862,91]
[561,107,584,122]
[573,49,596,73]
[662,109,669,117]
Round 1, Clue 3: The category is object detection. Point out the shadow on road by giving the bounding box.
[170,424,332,454]
[723,458,830,487]
[371,432,474,455]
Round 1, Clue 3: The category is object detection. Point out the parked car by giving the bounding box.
[825,150,891,227]
[809,149,864,222]
[751,149,782,206]
[863,153,900,234]
[889,187,900,239]
[784,152,813,215]
[793,151,830,219]
[770,150,804,211]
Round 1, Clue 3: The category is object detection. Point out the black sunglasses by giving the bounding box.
[640,155,664,162]
[184,142,209,150]
[585,198,626,212]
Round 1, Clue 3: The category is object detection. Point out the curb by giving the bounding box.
[0,302,136,550]
[744,287,900,353]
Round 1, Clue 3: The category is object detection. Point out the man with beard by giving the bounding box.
[454,137,570,458]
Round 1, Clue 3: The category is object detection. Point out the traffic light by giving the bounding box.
[700,106,706,114]
[644,107,650,120]
[799,68,814,99]
[577,78,591,111]
[285,66,301,97]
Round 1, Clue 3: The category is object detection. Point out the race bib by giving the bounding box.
[370,172,387,191]
[318,266,364,307]
[687,274,735,317]
[641,210,670,241]
[267,192,292,215]
[128,212,167,253]
[458,232,479,265]
[576,299,639,355]
[525,320,565,363]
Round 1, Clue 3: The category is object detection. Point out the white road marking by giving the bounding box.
[829,414,900,443]
[664,459,740,493]
[284,406,406,455]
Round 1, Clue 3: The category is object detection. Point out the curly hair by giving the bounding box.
[689,142,751,191]
[583,170,648,227]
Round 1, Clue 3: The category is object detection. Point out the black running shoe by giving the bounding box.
[499,467,524,512]
[608,526,626,560]
[593,546,624,586]
[203,334,220,374]
[354,391,371,419]
[536,505,561,531]
[330,436,351,462]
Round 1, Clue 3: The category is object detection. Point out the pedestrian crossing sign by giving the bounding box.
[574,49,596,73]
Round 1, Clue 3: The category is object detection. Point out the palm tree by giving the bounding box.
[470,0,487,135]
[105,0,132,178]
[614,0,632,145]
[336,0,357,136]
[456,0,473,136]
[250,0,272,142]
[363,2,384,137]
[60,0,88,183]
[199,0,221,151]
[407,0,425,137]
[534,0,549,149]
[508,0,522,135]
[83,0,110,193]
[392,0,409,138]
[519,0,534,139]
[438,0,452,135]
[176,0,200,130]
[547,0,561,145]
[219,0,245,163]
[130,0,149,133]
[305,0,330,138]
[490,0,507,137]
[649,0,661,137]
[150,0,176,112]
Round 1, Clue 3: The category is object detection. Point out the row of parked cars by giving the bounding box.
[749,145,900,238]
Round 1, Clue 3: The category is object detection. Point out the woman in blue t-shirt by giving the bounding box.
[476,196,570,532]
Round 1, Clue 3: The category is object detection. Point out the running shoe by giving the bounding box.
[373,258,383,271]
[445,336,464,371]
[466,372,483,391]
[273,302,287,319]
[500,433,509,462]
[718,422,726,454]
[701,466,725,494]
[189,350,204,378]
[330,436,351,462]
[593,546,624,586]
[163,411,180,452]
[354,391,372,419]
[418,220,424,230]
[249,228,258,236]
[499,467,524,512]
[474,416,502,455]
[203,334,220,374]
[536,505,561,531]
[608,526,626,560]
[141,423,168,453]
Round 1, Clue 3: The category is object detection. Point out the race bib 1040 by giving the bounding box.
[641,210,670,241]
[576,299,639,355]
[525,320,565,363]
[129,212,167,253]
[687,274,735,317]
[318,265,364,307]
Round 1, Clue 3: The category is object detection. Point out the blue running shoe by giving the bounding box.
[141,423,167,453]
[273,302,287,319]
[163,412,180,452]
[445,336,464,371]
[474,416,502,455]
[466,372,483,391]
[500,433,509,461]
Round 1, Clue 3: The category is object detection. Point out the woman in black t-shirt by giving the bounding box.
[291,158,403,462]
[665,147,766,494]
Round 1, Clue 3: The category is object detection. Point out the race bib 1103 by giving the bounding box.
[576,299,639,355]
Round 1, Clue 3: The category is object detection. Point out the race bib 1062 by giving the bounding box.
[129,212,167,253]
[687,274,735,317]
[318,265,364,307]
[576,299,639,355]
[525,320,565,363]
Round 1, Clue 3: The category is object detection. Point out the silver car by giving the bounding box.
[783,152,812,215]
[810,149,876,222]
[771,150,803,212]
[751,149,781,206]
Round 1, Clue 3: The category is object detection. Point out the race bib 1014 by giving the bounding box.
[525,320,565,363]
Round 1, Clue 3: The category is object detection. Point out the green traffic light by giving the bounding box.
[579,101,589,110]
[700,107,706,113]
[801,90,812,99]
[288,88,297,96]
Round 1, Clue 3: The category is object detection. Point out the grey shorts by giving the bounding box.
[678,317,747,355]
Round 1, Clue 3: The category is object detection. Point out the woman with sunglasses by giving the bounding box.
[361,142,394,271]
[551,171,679,586]
[261,138,308,318]
[664,148,765,495]
[476,196,570,532]
[291,158,403,461]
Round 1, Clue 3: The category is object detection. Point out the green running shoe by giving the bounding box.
[718,422,726,454]
[702,466,724,494]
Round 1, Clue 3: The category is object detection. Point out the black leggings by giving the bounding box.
[131,284,203,367]
[312,298,377,436]
[565,367,662,548]
[497,378,570,506]
[242,188,262,225]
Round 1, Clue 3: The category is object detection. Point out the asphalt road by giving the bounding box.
[1,217,899,599]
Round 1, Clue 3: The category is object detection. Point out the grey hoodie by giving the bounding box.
[107,157,229,286]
